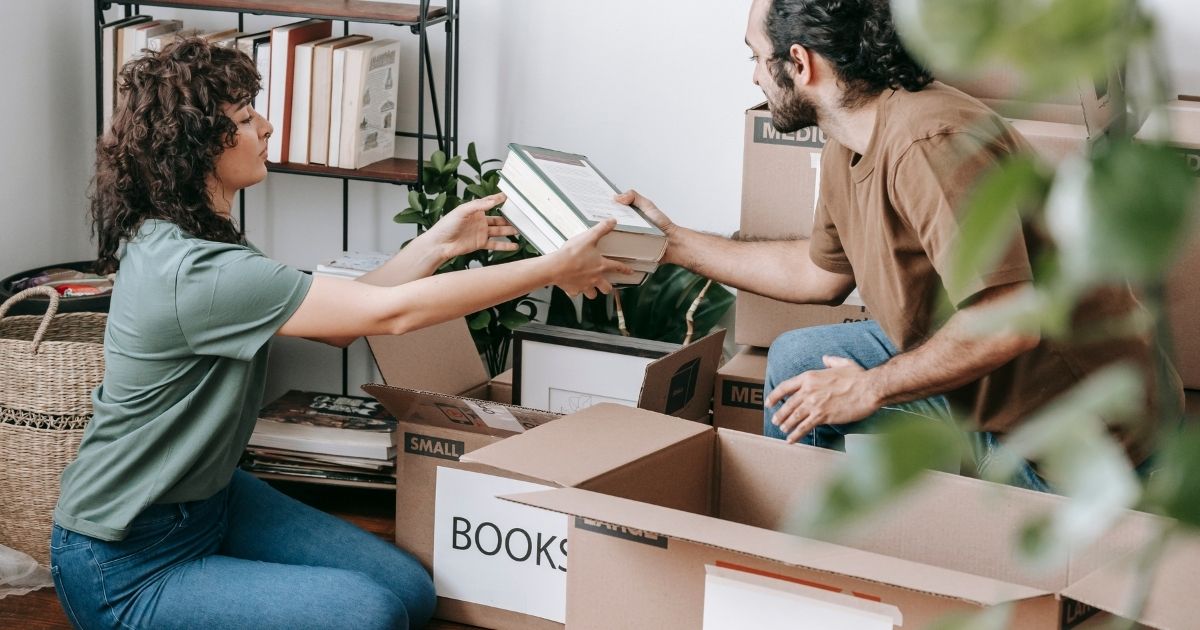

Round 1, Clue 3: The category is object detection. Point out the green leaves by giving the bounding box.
[545,264,734,343]
[891,0,1150,98]
[1143,425,1200,530]
[949,155,1049,301]
[795,414,964,536]
[1046,140,1197,289]
[982,364,1143,563]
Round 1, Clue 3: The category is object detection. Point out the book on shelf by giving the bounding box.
[496,143,667,285]
[122,20,183,68]
[288,35,343,164]
[267,19,333,163]
[309,35,372,166]
[314,251,391,279]
[249,390,397,461]
[147,27,202,53]
[101,15,151,130]
[338,39,401,170]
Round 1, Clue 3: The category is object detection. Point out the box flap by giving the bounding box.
[1135,99,1200,149]
[943,67,1120,136]
[461,403,712,487]
[638,329,725,420]
[506,487,1051,607]
[366,318,489,394]
[719,347,768,378]
[362,383,557,437]
[1062,532,1200,630]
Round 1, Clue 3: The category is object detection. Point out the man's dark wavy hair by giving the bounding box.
[91,38,260,274]
[765,0,933,107]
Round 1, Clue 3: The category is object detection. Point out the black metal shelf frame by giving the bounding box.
[93,0,459,394]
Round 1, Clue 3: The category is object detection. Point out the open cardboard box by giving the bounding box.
[462,405,1181,629]
[1137,97,1200,389]
[362,320,724,628]
[735,72,1118,349]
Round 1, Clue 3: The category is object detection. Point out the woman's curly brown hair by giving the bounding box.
[91,38,261,273]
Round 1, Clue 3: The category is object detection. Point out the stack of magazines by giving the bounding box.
[242,390,397,487]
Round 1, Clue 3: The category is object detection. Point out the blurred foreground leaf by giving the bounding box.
[983,364,1143,563]
[798,415,963,536]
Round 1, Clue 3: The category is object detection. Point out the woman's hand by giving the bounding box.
[548,220,634,299]
[422,193,520,261]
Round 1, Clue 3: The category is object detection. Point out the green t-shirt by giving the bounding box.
[54,220,312,541]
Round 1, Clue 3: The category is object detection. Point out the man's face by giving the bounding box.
[746,0,822,133]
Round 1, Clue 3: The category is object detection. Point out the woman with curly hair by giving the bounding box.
[50,38,626,629]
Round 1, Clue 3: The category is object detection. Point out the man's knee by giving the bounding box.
[766,325,849,387]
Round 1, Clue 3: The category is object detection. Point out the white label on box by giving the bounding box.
[702,565,902,630]
[811,151,823,215]
[433,467,567,622]
[465,400,525,433]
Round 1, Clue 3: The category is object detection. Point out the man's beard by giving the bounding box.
[768,85,821,134]
[767,59,821,133]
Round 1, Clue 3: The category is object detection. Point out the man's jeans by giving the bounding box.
[50,470,435,629]
[762,320,1054,492]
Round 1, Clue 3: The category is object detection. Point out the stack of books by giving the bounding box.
[496,143,668,285]
[99,16,401,171]
[242,390,398,487]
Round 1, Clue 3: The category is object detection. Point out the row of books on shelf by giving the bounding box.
[242,390,398,487]
[101,15,400,171]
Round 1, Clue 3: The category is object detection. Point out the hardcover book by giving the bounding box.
[337,39,401,169]
[497,144,668,284]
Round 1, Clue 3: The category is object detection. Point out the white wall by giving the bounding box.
[0,1,96,277]
[2,0,1196,399]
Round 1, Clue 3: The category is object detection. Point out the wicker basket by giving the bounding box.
[0,287,106,565]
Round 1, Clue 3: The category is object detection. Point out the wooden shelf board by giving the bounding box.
[267,157,418,185]
[105,0,448,26]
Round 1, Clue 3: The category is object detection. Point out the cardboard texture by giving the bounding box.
[1138,99,1200,388]
[712,348,768,435]
[364,322,722,628]
[736,103,874,348]
[486,410,1173,630]
[1061,531,1200,630]
[735,84,1110,349]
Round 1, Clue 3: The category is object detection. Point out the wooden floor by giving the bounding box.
[0,479,481,629]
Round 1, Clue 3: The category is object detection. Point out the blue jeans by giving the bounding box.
[49,470,435,629]
[763,320,1054,492]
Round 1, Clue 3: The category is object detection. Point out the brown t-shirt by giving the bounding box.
[810,82,1169,462]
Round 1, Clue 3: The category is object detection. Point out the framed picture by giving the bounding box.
[512,323,680,414]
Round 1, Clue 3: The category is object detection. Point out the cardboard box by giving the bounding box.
[945,64,1123,136]
[363,320,724,628]
[736,103,873,348]
[1138,98,1200,388]
[712,347,767,435]
[473,408,1170,630]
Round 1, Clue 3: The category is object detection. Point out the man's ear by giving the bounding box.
[789,43,815,87]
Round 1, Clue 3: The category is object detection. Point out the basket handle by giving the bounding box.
[0,286,62,353]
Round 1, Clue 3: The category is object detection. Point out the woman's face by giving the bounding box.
[211,101,272,199]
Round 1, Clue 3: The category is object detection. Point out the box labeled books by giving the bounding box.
[243,390,398,488]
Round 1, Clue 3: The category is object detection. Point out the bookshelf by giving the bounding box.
[92,0,459,396]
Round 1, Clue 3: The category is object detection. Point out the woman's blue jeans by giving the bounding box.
[762,320,1055,492]
[49,469,435,629]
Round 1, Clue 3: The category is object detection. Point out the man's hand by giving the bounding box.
[766,356,883,444]
[422,194,520,261]
[615,189,676,237]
